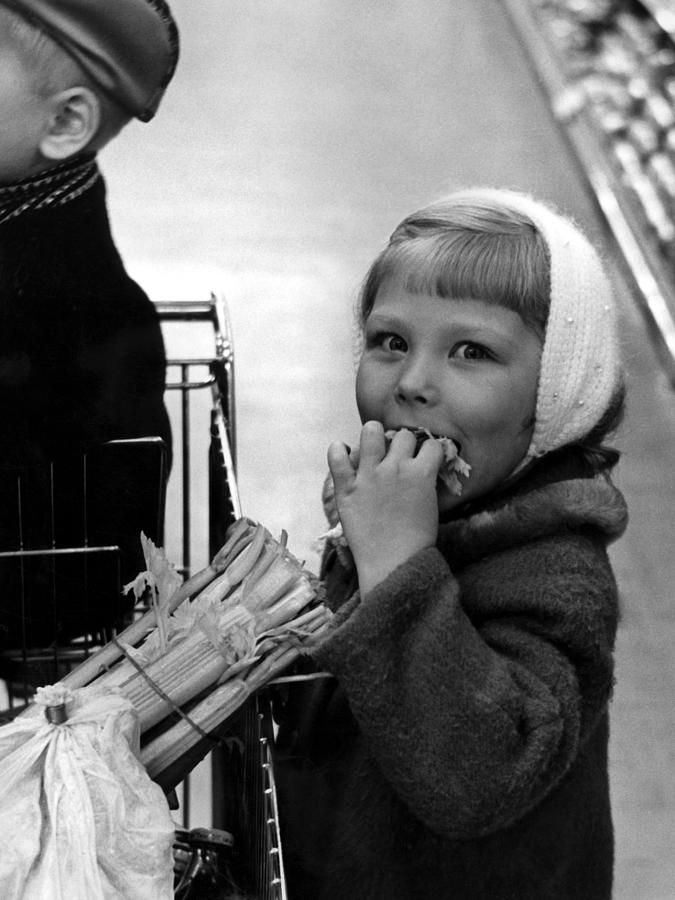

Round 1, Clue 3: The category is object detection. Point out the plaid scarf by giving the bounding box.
[0,155,101,226]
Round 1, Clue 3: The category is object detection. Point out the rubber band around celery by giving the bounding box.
[111,637,221,747]
[269,672,334,684]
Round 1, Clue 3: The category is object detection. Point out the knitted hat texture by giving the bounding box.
[472,189,621,460]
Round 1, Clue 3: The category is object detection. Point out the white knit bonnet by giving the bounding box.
[471,188,621,461]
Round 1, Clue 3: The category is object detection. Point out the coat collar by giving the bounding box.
[438,455,628,569]
[0,155,101,227]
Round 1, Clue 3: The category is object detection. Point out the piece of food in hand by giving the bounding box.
[384,427,471,495]
[314,427,472,554]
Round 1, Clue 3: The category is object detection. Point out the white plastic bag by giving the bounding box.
[0,684,175,899]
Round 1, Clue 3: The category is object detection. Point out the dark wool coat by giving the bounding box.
[0,173,171,464]
[0,172,172,650]
[274,451,628,900]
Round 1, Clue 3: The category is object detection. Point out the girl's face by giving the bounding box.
[356,281,543,514]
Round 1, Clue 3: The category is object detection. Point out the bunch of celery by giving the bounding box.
[62,518,332,781]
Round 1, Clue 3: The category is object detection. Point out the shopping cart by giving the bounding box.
[0,292,287,899]
[0,293,236,709]
[0,436,169,702]
[157,294,288,899]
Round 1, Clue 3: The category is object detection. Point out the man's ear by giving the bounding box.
[39,87,101,161]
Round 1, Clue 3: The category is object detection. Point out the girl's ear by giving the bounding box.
[39,87,101,161]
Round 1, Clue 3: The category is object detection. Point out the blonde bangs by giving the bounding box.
[358,203,551,338]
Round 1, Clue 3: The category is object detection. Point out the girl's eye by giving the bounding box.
[384,334,407,352]
[452,342,492,361]
[367,332,407,352]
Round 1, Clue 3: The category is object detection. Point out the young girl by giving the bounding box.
[274,189,628,900]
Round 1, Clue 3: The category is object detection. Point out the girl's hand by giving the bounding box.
[327,421,444,595]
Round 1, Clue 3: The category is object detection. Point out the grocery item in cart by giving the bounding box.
[0,683,175,899]
[61,518,333,789]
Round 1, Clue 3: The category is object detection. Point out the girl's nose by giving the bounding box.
[394,359,438,406]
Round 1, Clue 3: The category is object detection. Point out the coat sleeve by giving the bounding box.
[311,537,618,839]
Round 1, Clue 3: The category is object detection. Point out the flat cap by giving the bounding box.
[1,0,179,121]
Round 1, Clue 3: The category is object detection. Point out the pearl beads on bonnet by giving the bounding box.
[475,189,621,462]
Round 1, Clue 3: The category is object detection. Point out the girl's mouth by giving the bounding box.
[384,426,471,496]
[386,425,462,458]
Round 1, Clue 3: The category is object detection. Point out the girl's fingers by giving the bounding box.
[383,428,443,474]
[415,436,446,473]
[385,427,416,460]
[358,421,386,469]
[327,440,356,485]
[329,425,444,482]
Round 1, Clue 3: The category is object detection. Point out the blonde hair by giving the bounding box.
[358,189,625,470]
[0,5,130,150]
[358,192,551,339]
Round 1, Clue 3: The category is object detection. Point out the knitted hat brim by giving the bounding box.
[466,189,621,460]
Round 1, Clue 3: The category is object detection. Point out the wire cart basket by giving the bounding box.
[0,292,287,900]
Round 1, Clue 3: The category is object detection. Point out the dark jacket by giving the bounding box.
[274,451,628,900]
[0,168,171,650]
[0,170,171,465]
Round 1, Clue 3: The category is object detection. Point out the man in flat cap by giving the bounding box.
[0,0,180,651]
